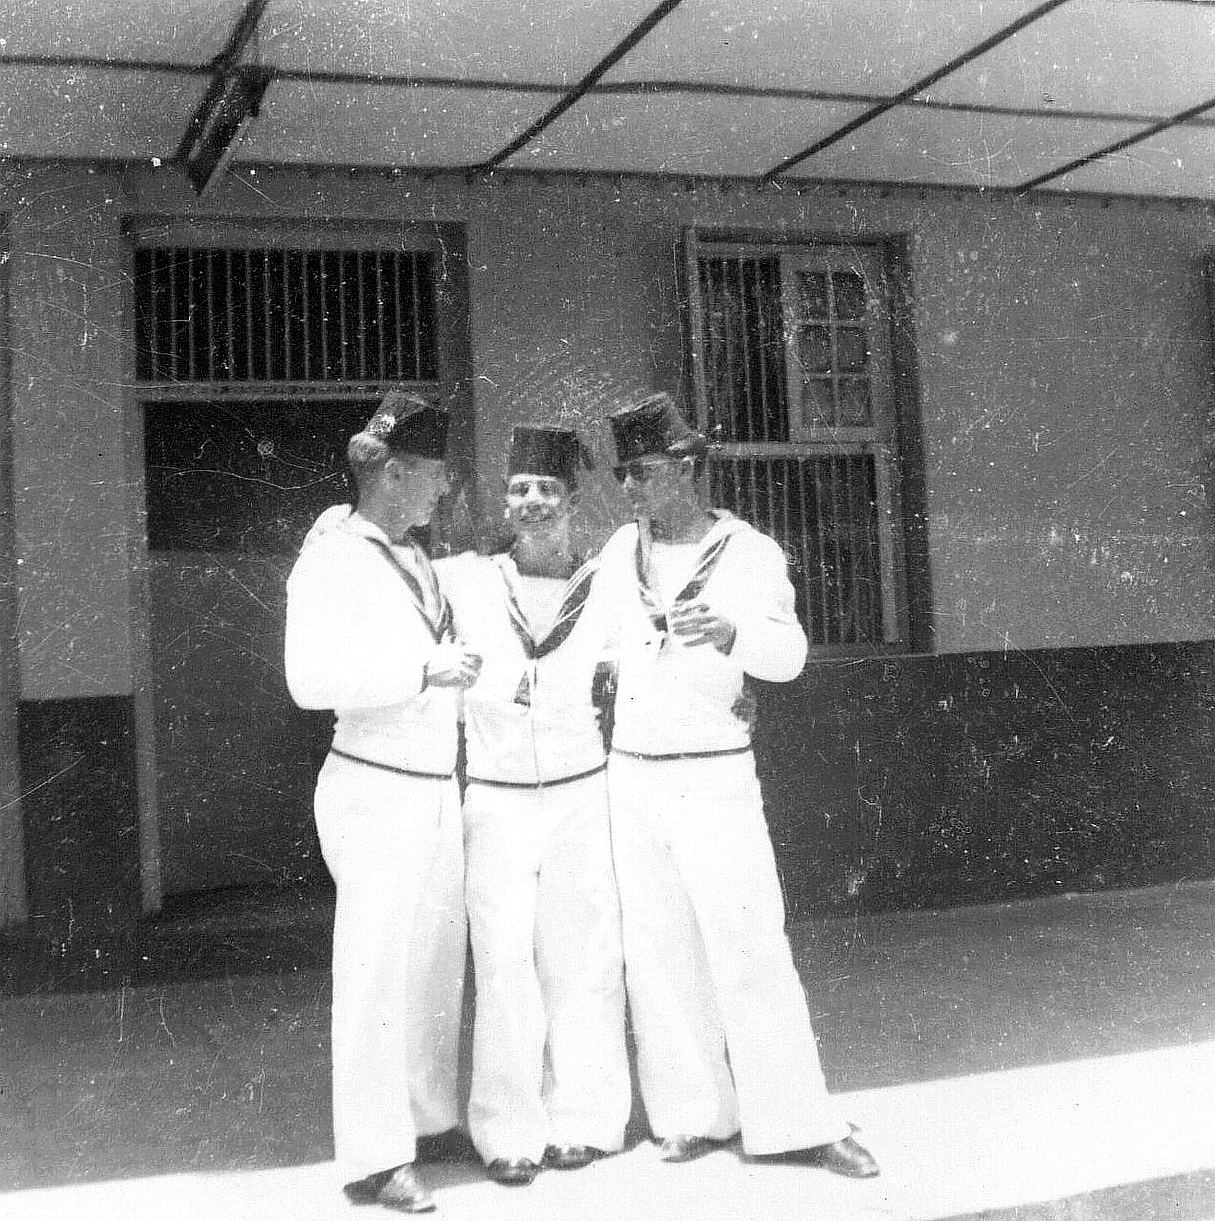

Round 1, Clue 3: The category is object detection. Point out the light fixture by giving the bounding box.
[180,64,273,197]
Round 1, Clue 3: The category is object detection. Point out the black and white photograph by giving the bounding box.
[1,2,1213,1218]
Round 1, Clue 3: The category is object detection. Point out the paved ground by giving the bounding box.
[2,881,1214,1220]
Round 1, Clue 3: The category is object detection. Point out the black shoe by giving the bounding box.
[342,1164,436,1212]
[544,1144,605,1170]
[378,1165,437,1212]
[790,1136,880,1179]
[344,1168,395,1206]
[416,1128,477,1164]
[656,1135,723,1163]
[485,1157,541,1186]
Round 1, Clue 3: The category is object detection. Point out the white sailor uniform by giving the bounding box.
[285,505,467,1182]
[437,551,630,1165]
[597,511,850,1154]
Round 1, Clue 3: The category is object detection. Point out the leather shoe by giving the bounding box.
[343,1168,394,1206]
[342,1164,436,1212]
[485,1157,541,1186]
[544,1144,605,1170]
[657,1135,722,1163]
[378,1165,436,1212]
[801,1136,880,1179]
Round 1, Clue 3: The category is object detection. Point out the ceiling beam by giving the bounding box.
[0,53,211,76]
[470,0,686,173]
[589,79,1191,129]
[1018,92,1215,191]
[5,47,1214,135]
[765,0,1074,178]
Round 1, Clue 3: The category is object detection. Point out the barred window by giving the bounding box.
[687,235,909,649]
[133,244,436,387]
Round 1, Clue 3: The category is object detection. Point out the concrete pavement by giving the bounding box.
[2,881,1213,1220]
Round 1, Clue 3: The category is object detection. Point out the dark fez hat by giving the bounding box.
[362,390,449,459]
[607,392,707,467]
[507,425,593,486]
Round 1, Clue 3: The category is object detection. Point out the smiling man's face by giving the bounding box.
[505,472,574,539]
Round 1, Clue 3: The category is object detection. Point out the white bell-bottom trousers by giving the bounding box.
[609,750,850,1154]
[464,772,630,1163]
[314,753,467,1181]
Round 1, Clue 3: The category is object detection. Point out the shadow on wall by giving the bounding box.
[757,640,1215,920]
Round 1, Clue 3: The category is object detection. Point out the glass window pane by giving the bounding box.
[836,327,869,372]
[801,377,835,428]
[838,377,872,425]
[832,271,866,320]
[799,324,831,373]
[799,271,829,319]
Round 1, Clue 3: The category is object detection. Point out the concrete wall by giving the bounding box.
[460,176,1215,654]
[4,160,1215,917]
[1,212,28,927]
[5,171,134,699]
[3,162,1214,700]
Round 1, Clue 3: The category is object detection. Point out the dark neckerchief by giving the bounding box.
[494,551,598,660]
[494,551,599,706]
[634,511,746,636]
[363,533,454,643]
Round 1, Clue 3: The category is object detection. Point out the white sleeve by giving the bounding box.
[583,526,637,658]
[284,540,432,709]
[433,551,487,641]
[724,534,808,682]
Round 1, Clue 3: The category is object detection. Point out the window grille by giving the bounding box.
[688,235,907,648]
[710,452,883,645]
[700,253,788,443]
[134,246,436,385]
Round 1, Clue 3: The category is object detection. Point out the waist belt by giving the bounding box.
[466,762,607,790]
[611,744,752,762]
[329,747,453,781]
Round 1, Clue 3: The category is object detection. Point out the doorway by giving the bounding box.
[143,398,370,896]
[128,221,474,904]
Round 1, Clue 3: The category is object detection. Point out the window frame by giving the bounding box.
[684,228,915,652]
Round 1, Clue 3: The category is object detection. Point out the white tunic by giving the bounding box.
[596,512,807,756]
[436,551,607,782]
[285,505,458,774]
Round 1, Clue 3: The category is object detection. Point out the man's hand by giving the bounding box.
[424,640,483,689]
[667,601,736,654]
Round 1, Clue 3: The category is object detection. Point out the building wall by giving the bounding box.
[2,161,1213,920]
[758,640,1215,920]
[6,172,134,699]
[4,164,1213,700]
[1,211,27,927]
[461,175,1215,653]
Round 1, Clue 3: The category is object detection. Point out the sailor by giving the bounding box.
[595,392,880,1179]
[437,425,630,1187]
[284,392,483,1214]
